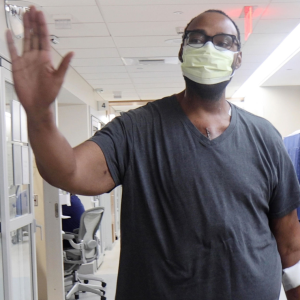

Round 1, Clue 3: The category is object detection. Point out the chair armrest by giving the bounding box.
[62,234,75,240]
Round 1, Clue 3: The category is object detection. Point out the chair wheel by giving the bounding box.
[101,297,106,300]
[84,280,89,284]
[75,295,79,300]
[101,282,106,287]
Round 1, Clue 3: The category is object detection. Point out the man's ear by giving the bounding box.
[235,51,242,70]
[178,43,184,63]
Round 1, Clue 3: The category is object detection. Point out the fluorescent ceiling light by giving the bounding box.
[232,22,300,98]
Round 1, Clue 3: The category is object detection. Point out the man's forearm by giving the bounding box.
[281,250,300,300]
[286,286,300,300]
[27,107,76,190]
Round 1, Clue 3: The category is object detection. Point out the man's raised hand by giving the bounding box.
[6,6,73,115]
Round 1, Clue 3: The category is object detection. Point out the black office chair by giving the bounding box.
[63,207,106,300]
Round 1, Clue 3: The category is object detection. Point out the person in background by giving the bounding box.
[62,194,85,234]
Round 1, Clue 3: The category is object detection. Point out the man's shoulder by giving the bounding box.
[234,104,282,140]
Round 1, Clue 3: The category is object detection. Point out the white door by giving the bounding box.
[0,59,38,300]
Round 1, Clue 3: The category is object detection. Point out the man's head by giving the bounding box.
[179,10,242,100]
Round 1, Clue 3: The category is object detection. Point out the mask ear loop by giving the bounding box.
[229,50,241,78]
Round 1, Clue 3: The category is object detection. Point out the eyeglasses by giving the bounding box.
[183,30,240,51]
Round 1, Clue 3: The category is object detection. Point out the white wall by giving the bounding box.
[58,104,89,148]
[243,86,300,137]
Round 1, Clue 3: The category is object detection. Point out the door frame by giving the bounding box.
[0,58,38,300]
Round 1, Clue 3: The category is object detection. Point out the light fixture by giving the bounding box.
[173,11,183,15]
[232,22,300,98]
[122,57,179,65]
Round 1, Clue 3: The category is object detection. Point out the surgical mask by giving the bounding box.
[181,42,237,85]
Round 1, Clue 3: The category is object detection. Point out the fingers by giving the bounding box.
[55,52,74,81]
[29,6,39,50]
[37,11,50,51]
[6,30,19,62]
[23,11,31,53]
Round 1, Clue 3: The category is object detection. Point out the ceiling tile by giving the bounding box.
[119,47,180,58]
[239,62,263,70]
[34,0,96,6]
[245,33,287,45]
[134,82,185,89]
[99,0,269,5]
[42,6,104,23]
[74,66,128,73]
[132,77,184,84]
[101,4,247,23]
[241,54,269,63]
[262,2,300,19]
[57,48,120,58]
[126,64,181,73]
[81,73,130,80]
[71,58,124,67]
[47,23,110,37]
[87,78,133,85]
[241,43,278,55]
[129,71,183,78]
[115,35,182,48]
[52,37,115,49]
[91,83,136,90]
[107,21,189,37]
[253,19,300,34]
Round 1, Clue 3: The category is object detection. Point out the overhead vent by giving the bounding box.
[122,57,179,66]
[138,59,165,65]
[113,91,122,99]
[176,27,185,35]
[53,14,72,29]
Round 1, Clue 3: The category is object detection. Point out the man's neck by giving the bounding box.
[176,89,231,140]
[176,89,229,117]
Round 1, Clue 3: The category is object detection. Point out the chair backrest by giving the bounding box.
[77,207,104,260]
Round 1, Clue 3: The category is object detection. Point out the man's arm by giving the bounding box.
[6,7,115,195]
[270,209,300,300]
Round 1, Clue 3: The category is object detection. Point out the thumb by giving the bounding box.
[55,52,74,80]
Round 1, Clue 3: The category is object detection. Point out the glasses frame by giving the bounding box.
[183,30,241,51]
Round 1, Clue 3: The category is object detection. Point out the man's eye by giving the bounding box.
[190,38,203,44]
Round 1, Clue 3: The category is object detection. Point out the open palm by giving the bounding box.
[6,6,73,113]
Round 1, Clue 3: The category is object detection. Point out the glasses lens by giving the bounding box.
[213,35,234,51]
[186,32,206,48]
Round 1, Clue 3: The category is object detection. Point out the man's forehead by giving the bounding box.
[187,12,237,36]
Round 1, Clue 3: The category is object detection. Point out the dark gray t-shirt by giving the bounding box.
[90,95,300,300]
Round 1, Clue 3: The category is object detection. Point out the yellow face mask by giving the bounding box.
[181,42,237,85]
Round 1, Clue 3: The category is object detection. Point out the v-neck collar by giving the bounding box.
[170,95,237,147]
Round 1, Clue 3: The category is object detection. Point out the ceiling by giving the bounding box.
[24,0,300,111]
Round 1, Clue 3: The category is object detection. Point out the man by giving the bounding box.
[6,6,300,300]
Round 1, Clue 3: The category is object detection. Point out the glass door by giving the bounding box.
[0,60,37,300]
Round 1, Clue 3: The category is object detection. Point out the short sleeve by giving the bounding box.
[269,140,300,219]
[89,114,133,186]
